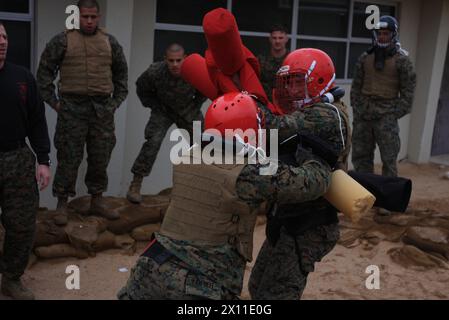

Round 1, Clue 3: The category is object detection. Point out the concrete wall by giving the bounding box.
[408,0,449,163]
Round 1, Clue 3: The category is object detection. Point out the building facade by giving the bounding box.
[1,0,448,208]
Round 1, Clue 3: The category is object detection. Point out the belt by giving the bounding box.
[0,140,26,153]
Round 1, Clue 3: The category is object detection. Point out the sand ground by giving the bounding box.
[1,161,448,300]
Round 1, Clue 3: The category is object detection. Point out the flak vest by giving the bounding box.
[361,53,399,99]
[59,29,113,96]
[159,159,261,262]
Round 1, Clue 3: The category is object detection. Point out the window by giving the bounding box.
[154,0,398,80]
[0,0,30,14]
[298,0,349,38]
[154,0,226,60]
[156,0,227,26]
[297,39,346,79]
[233,0,293,33]
[154,30,208,62]
[0,0,34,70]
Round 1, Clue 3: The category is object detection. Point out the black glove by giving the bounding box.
[296,133,339,169]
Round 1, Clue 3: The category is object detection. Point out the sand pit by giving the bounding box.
[1,161,449,300]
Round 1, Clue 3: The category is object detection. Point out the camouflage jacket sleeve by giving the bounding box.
[394,54,416,119]
[350,53,366,117]
[108,35,129,108]
[36,32,67,108]
[257,102,309,141]
[236,159,331,208]
[135,63,163,110]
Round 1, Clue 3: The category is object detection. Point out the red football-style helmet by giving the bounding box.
[274,48,336,114]
[204,92,265,146]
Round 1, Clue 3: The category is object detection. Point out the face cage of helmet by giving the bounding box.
[275,71,315,114]
[373,24,397,48]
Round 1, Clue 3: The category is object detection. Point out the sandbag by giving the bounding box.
[89,231,136,254]
[131,223,161,241]
[91,231,116,252]
[388,245,449,269]
[403,226,449,260]
[34,218,69,247]
[65,217,108,252]
[115,234,137,255]
[34,244,89,259]
[108,204,166,235]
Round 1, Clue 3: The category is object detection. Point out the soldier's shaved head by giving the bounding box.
[165,43,185,56]
[77,0,100,11]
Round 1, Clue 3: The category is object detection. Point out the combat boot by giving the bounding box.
[54,197,69,226]
[126,175,143,204]
[90,194,120,220]
[1,277,35,300]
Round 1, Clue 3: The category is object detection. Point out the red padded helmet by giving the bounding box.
[274,48,336,113]
[204,92,265,145]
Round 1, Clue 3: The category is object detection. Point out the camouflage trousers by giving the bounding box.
[248,223,339,300]
[0,146,38,280]
[53,95,116,197]
[117,255,237,300]
[351,114,400,177]
[131,109,203,177]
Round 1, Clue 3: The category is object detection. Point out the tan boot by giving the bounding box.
[1,277,35,300]
[126,175,143,204]
[54,197,69,226]
[90,194,120,220]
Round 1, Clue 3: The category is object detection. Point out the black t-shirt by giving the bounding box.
[0,62,50,164]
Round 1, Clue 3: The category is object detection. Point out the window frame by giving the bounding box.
[154,0,399,82]
[0,0,35,71]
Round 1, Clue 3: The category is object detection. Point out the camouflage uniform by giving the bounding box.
[117,159,331,300]
[0,147,39,280]
[131,62,206,178]
[37,30,128,197]
[350,51,416,177]
[248,101,351,300]
[0,62,50,284]
[249,224,339,299]
[258,52,289,101]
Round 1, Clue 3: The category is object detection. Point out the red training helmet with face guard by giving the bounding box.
[273,48,336,114]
